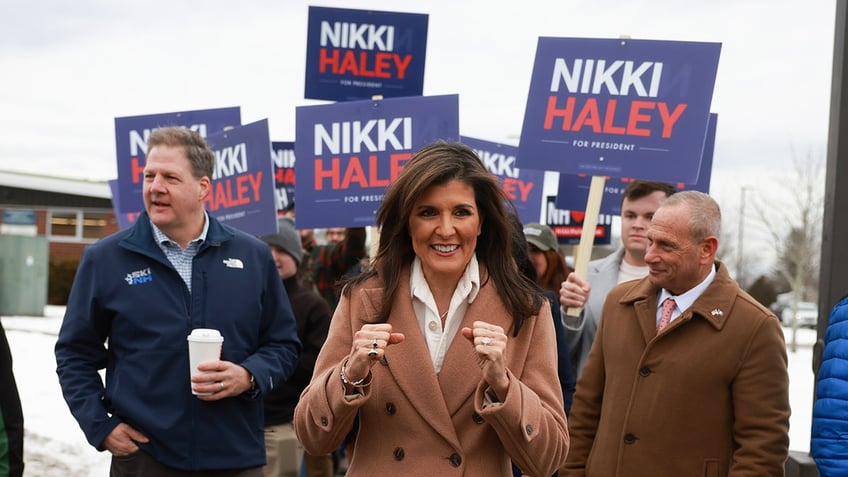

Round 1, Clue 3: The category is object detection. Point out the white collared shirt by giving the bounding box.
[656,263,717,327]
[410,255,480,374]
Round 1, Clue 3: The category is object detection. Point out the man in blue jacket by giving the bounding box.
[55,127,301,476]
[811,294,848,477]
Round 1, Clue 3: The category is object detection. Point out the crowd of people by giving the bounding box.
[3,128,845,476]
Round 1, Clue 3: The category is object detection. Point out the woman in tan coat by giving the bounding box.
[294,142,569,476]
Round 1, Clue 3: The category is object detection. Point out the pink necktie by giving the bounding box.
[657,298,676,332]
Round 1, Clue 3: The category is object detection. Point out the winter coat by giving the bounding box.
[0,321,23,477]
[264,275,331,426]
[811,295,848,477]
[294,267,569,476]
[563,262,790,477]
[55,212,301,471]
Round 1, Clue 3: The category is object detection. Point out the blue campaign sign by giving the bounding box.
[554,113,718,216]
[545,197,613,246]
[461,136,521,178]
[114,107,241,214]
[108,179,141,230]
[505,168,546,225]
[294,94,460,228]
[271,141,296,213]
[305,6,428,101]
[204,119,278,236]
[518,37,720,183]
[461,136,544,224]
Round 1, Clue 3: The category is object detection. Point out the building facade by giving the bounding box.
[0,170,118,305]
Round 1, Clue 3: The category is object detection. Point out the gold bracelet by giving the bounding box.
[340,359,372,388]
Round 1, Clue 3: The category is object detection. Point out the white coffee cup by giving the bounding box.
[187,328,224,395]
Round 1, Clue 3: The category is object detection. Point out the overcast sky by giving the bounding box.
[0,0,837,273]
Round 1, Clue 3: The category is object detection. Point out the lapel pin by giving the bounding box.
[711,308,724,317]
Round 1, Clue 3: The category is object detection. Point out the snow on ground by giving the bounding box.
[1,306,819,476]
[3,306,111,476]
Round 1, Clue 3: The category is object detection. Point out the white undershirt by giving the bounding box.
[410,255,480,374]
[618,260,649,284]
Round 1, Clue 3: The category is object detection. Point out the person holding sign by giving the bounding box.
[260,217,334,477]
[562,191,789,476]
[294,142,569,476]
[56,127,301,476]
[559,180,676,378]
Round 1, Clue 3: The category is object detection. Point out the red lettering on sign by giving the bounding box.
[131,157,145,184]
[314,153,413,191]
[318,48,413,80]
[204,172,263,211]
[543,96,688,138]
[501,178,534,202]
[275,167,295,185]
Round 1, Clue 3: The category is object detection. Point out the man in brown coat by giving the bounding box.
[562,191,790,476]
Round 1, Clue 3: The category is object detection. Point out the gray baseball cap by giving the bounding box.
[523,223,558,251]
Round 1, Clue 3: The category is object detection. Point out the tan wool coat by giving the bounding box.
[294,268,569,476]
[562,262,790,477]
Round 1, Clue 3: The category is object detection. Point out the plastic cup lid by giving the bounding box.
[187,328,224,342]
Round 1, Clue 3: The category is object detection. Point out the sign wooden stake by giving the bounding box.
[566,175,606,317]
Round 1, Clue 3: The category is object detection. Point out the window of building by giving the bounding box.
[48,210,110,243]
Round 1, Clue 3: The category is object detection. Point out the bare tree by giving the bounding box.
[749,151,824,352]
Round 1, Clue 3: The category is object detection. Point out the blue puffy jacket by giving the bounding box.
[811,295,848,477]
[55,212,300,471]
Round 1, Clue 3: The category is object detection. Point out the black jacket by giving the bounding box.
[0,321,24,477]
[264,276,332,425]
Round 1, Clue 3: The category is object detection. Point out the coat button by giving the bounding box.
[385,402,396,415]
[624,433,637,444]
[525,424,534,436]
[472,412,484,424]
[393,447,405,461]
[320,416,328,426]
[639,366,651,377]
[449,453,462,467]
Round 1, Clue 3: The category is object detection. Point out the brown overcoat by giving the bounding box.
[562,262,790,477]
[294,267,569,476]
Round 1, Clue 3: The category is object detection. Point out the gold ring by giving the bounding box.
[219,382,225,391]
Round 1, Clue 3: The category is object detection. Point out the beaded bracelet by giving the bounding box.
[340,358,373,388]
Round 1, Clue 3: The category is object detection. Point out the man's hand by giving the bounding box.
[560,272,592,309]
[193,361,253,400]
[103,422,149,457]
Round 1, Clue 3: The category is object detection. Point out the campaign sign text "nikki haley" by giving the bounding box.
[114,107,241,214]
[554,112,717,216]
[204,119,278,237]
[461,136,545,225]
[518,37,720,183]
[271,141,296,213]
[304,6,428,101]
[294,94,459,229]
